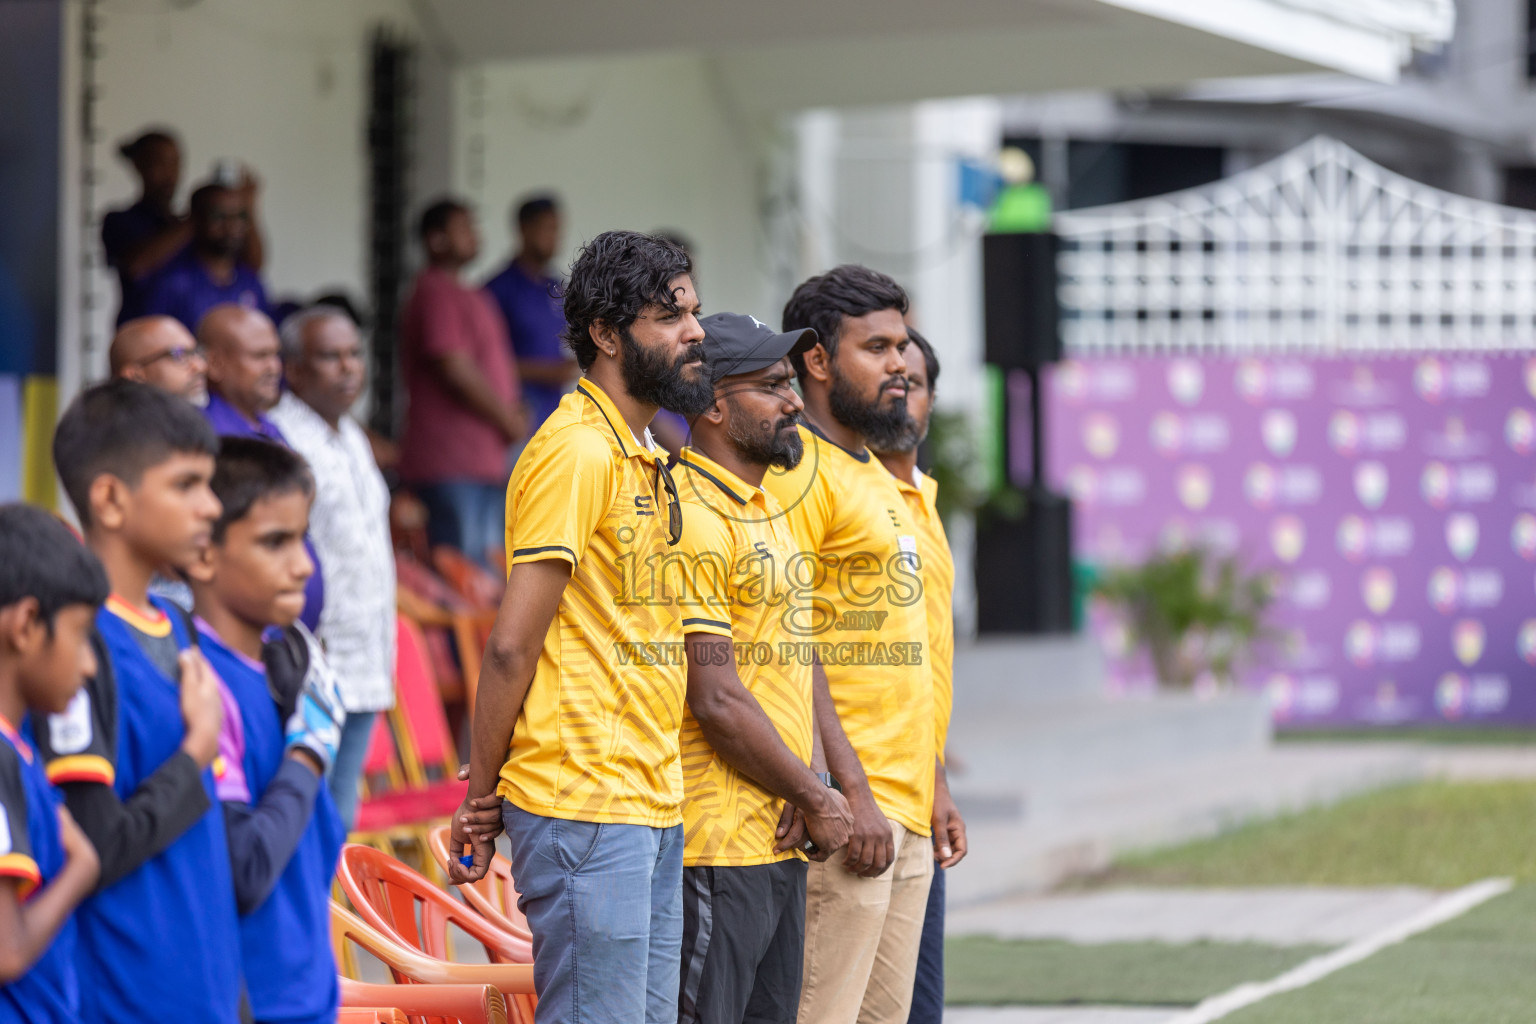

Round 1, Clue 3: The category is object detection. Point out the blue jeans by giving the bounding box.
[503,804,684,1024]
[907,865,945,1024]
[328,710,377,831]
[413,480,506,568]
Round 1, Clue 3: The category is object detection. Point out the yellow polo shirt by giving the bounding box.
[672,447,815,866]
[497,380,687,827]
[761,423,933,836]
[895,469,955,761]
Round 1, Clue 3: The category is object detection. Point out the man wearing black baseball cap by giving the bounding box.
[671,312,856,1024]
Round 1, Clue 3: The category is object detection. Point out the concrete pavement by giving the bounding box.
[945,885,1440,946]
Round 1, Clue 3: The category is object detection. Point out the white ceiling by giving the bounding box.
[421,0,1449,111]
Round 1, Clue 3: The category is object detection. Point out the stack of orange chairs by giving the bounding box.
[333,902,519,1023]
[350,615,470,876]
[335,842,538,1024]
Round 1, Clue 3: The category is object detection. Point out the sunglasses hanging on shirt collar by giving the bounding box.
[653,459,682,546]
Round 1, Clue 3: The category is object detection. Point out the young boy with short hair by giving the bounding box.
[0,505,106,1022]
[37,379,242,1024]
[188,436,346,1024]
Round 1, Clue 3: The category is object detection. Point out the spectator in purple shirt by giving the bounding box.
[142,182,269,334]
[199,305,285,440]
[198,304,325,630]
[484,194,579,436]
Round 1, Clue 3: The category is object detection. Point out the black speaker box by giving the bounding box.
[975,487,1074,635]
[983,232,1061,369]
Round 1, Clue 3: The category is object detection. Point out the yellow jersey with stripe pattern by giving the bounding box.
[673,446,814,866]
[761,423,933,836]
[498,379,688,827]
[895,469,955,760]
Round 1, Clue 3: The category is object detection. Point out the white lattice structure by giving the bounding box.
[1056,135,1536,355]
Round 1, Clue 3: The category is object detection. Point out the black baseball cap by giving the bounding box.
[699,312,817,380]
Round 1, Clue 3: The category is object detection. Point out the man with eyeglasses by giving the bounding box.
[670,313,857,1024]
[450,230,714,1024]
[141,181,270,333]
[109,315,208,404]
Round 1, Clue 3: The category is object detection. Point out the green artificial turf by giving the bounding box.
[1222,886,1536,1024]
[1100,781,1536,888]
[1277,727,1536,746]
[944,937,1327,1006]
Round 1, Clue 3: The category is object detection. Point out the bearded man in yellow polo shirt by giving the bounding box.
[671,312,857,1024]
[450,230,714,1024]
[762,265,940,1024]
[869,328,967,1024]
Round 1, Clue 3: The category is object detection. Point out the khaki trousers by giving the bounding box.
[796,819,935,1024]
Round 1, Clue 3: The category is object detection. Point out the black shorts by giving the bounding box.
[678,858,808,1024]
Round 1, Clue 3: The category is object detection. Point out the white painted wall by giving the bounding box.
[67,0,448,394]
[453,52,767,319]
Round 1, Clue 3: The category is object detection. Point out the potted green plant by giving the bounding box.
[1091,547,1276,690]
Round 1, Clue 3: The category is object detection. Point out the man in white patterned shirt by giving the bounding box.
[270,305,396,828]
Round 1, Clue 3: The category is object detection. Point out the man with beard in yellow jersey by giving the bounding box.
[870,329,967,1024]
[449,231,714,1024]
[670,313,856,1024]
[762,266,935,1024]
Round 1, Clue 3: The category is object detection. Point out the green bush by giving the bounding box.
[1092,547,1275,689]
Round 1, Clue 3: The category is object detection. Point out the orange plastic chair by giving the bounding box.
[426,826,531,943]
[447,608,497,719]
[332,903,530,1023]
[391,615,464,786]
[397,559,471,613]
[362,712,404,791]
[432,546,505,608]
[336,847,535,1021]
[396,586,469,708]
[340,1009,409,1024]
[351,618,468,875]
[341,979,507,1024]
[397,582,496,721]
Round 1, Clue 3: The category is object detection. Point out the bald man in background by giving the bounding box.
[109,315,208,403]
[198,303,288,442]
[197,302,327,631]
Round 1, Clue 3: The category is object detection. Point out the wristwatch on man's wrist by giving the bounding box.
[814,771,842,793]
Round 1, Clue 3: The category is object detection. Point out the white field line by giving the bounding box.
[1163,877,1515,1024]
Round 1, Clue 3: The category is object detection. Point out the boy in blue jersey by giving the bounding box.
[187,436,347,1024]
[36,380,243,1024]
[0,505,107,1023]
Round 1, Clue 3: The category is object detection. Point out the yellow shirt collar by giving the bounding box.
[575,378,662,461]
[676,446,767,509]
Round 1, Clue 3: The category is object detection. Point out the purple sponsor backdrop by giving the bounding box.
[1027,354,1536,727]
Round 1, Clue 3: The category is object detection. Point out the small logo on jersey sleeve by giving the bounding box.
[0,805,11,856]
[49,691,94,755]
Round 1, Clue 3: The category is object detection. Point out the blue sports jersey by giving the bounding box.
[33,597,243,1024]
[200,628,343,1024]
[0,717,78,1024]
